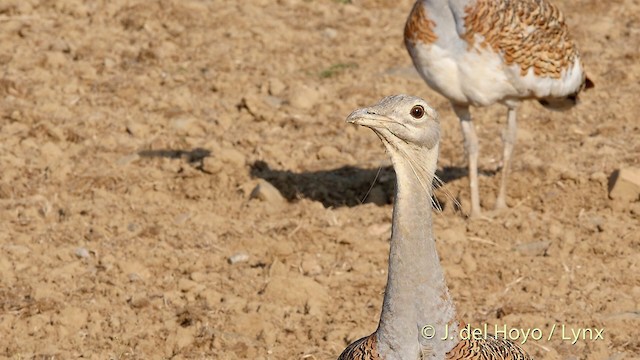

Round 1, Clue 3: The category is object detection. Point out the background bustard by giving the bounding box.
[404,0,594,217]
[338,95,532,360]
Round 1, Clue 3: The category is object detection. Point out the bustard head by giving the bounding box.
[346,94,440,152]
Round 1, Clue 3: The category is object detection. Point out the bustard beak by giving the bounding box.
[346,108,392,129]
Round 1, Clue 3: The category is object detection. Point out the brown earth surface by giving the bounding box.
[0,0,639,359]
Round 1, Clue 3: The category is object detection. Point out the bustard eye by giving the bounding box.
[410,105,424,119]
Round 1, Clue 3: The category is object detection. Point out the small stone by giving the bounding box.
[228,252,249,265]
[513,240,551,257]
[170,117,203,137]
[264,95,284,109]
[117,153,140,166]
[104,58,117,69]
[45,52,68,68]
[125,121,148,137]
[608,167,640,202]
[461,252,477,272]
[241,94,272,121]
[178,278,198,292]
[49,38,70,53]
[317,145,341,160]
[301,255,322,276]
[322,27,338,39]
[589,171,607,183]
[560,169,580,183]
[129,292,150,308]
[289,85,321,109]
[202,157,224,173]
[268,78,286,96]
[190,271,207,283]
[175,326,196,349]
[217,148,246,168]
[74,247,90,259]
[249,180,285,205]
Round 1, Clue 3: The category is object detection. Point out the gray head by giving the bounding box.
[346,94,440,151]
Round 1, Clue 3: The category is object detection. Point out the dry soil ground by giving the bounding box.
[0,0,639,359]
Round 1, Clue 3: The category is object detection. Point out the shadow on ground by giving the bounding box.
[250,160,470,209]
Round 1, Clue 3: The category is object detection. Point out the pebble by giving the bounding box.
[217,147,246,168]
[170,116,203,137]
[228,252,250,265]
[589,171,607,183]
[288,85,321,109]
[249,180,285,205]
[117,153,140,166]
[301,255,322,276]
[125,121,149,137]
[608,167,640,202]
[178,278,198,292]
[322,27,338,39]
[268,78,286,96]
[74,247,90,259]
[129,292,150,308]
[513,240,551,257]
[317,145,341,160]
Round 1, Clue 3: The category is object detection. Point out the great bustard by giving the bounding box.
[404,0,593,217]
[338,95,532,360]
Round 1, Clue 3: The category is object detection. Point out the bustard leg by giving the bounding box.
[496,107,517,210]
[453,104,481,217]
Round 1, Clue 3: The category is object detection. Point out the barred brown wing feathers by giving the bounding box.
[463,0,579,78]
[337,334,381,360]
[446,336,533,360]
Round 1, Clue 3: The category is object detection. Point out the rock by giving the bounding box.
[216,148,246,168]
[118,261,151,281]
[45,52,68,68]
[227,252,249,265]
[175,326,196,349]
[240,93,275,121]
[74,247,90,259]
[129,292,150,308]
[169,116,203,137]
[268,78,286,96]
[461,252,477,272]
[202,157,224,173]
[608,167,640,202]
[249,180,285,205]
[117,153,140,166]
[263,274,329,307]
[589,171,607,183]
[288,85,321,109]
[264,95,284,109]
[301,254,322,276]
[125,121,148,137]
[317,145,341,160]
[189,271,207,283]
[321,27,338,39]
[178,278,198,292]
[513,240,551,257]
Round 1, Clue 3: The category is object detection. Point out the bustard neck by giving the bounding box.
[376,147,458,360]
